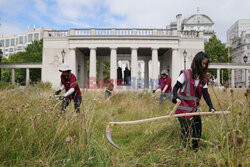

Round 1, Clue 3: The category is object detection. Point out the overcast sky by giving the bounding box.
[0,0,249,43]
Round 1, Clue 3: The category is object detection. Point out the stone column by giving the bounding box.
[171,48,180,87]
[69,48,76,76]
[26,68,30,86]
[110,48,117,83]
[217,68,220,87]
[131,48,138,88]
[246,69,249,88]
[11,68,15,84]
[89,47,97,87]
[231,69,235,88]
[151,48,159,80]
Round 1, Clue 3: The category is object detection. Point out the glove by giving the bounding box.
[172,96,180,104]
[209,107,215,112]
[58,96,65,100]
[152,90,156,93]
[55,90,61,95]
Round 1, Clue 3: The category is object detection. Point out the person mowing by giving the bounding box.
[153,70,172,104]
[172,51,215,150]
[55,64,82,114]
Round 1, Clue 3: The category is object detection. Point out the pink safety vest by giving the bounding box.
[175,69,205,119]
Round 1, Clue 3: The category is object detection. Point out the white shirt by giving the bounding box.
[177,73,207,92]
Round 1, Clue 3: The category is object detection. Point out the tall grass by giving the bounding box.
[0,86,249,166]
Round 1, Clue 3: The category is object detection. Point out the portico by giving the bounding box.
[42,28,205,89]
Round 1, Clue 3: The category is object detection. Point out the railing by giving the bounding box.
[47,30,68,37]
[75,29,91,35]
[181,31,199,38]
[45,28,202,39]
[116,29,132,35]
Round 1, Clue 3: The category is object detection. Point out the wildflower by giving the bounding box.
[66,136,72,143]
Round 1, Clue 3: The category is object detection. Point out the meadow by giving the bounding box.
[0,82,249,167]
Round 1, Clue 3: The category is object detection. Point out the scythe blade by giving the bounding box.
[106,125,120,149]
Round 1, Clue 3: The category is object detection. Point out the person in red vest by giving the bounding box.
[172,51,215,150]
[55,64,82,114]
[153,70,172,104]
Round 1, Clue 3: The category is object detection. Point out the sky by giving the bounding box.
[0,0,249,43]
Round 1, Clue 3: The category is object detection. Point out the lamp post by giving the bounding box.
[61,49,65,63]
[0,44,2,81]
[183,50,187,70]
[243,55,248,88]
[243,55,248,63]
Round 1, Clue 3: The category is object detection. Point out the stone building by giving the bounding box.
[42,25,204,89]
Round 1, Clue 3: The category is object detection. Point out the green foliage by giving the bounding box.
[205,35,232,63]
[102,60,110,83]
[1,40,43,84]
[205,35,232,84]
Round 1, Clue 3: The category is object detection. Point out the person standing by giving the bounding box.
[124,67,131,85]
[117,67,123,85]
[153,70,172,104]
[55,64,82,114]
[172,51,215,150]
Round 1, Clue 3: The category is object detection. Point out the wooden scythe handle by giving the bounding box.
[169,99,181,116]
[109,111,230,126]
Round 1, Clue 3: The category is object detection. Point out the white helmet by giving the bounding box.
[161,70,168,75]
[59,64,71,72]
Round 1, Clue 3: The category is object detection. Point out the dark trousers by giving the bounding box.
[61,96,82,113]
[178,116,202,149]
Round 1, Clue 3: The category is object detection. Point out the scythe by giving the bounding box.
[105,100,230,149]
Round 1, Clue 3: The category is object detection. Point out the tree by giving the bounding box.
[205,35,232,84]
[1,39,43,84]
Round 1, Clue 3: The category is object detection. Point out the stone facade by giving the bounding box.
[229,31,250,87]
[227,20,250,88]
[42,28,204,89]
[227,19,250,46]
[167,12,214,42]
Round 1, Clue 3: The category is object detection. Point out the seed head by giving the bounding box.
[224,83,229,89]
[230,89,234,93]
[236,136,243,147]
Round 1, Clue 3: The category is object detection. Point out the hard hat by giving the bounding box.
[161,70,168,75]
[59,64,71,72]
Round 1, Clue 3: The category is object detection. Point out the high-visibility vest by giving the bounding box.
[175,69,206,119]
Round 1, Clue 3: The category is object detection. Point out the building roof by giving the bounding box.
[182,14,214,25]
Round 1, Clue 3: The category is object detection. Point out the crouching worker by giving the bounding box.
[55,64,82,114]
[172,51,215,150]
[105,79,114,99]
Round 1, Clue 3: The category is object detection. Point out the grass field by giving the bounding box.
[0,82,249,166]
